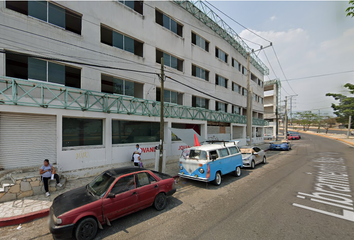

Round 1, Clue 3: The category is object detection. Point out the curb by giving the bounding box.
[297,131,354,147]
[0,208,49,227]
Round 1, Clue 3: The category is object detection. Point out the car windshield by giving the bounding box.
[88,172,115,197]
[181,149,207,160]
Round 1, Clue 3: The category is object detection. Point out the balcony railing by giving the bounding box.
[174,0,269,75]
[0,77,268,126]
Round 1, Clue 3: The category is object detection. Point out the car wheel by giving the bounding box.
[75,217,98,240]
[234,166,241,177]
[154,193,167,211]
[251,160,255,169]
[263,156,266,164]
[213,172,222,186]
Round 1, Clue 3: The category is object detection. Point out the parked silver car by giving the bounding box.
[240,147,266,169]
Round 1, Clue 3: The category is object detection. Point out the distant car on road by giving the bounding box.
[287,131,301,139]
[240,147,266,169]
[269,140,292,151]
[49,167,176,240]
[264,133,274,140]
[288,134,300,140]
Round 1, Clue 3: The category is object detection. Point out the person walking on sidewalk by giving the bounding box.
[133,151,143,168]
[40,159,62,197]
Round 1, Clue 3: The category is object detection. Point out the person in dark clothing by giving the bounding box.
[40,159,62,197]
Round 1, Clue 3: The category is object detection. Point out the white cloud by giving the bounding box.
[270,15,277,21]
[239,27,354,114]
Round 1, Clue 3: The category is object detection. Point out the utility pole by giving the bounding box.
[290,97,293,126]
[348,115,352,139]
[246,43,272,146]
[284,96,288,139]
[246,52,252,146]
[159,57,165,172]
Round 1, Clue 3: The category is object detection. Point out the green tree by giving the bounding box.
[323,117,337,134]
[326,83,354,127]
[295,111,319,131]
[346,0,354,17]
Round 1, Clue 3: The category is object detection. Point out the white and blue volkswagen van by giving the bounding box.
[178,141,243,186]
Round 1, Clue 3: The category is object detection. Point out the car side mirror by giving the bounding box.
[107,192,115,198]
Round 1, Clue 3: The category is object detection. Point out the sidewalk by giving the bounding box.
[295,130,354,146]
[0,142,271,227]
[0,161,180,227]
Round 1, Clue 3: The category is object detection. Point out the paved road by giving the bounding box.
[1,133,354,240]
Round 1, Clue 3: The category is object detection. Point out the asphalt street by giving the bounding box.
[1,133,353,240]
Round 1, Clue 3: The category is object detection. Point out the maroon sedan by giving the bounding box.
[49,167,176,240]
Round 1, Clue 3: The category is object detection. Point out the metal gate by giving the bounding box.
[0,113,56,169]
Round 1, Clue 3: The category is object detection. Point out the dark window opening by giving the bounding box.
[6,1,28,15]
[100,25,143,57]
[155,9,183,37]
[156,49,183,72]
[112,120,160,144]
[6,1,81,35]
[5,51,81,88]
[63,118,103,147]
[192,96,209,109]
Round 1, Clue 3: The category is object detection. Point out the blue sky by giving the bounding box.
[211,1,354,116]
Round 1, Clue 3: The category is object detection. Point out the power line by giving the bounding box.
[204,1,272,43]
[0,50,158,75]
[0,23,162,72]
[284,70,354,81]
[271,46,297,95]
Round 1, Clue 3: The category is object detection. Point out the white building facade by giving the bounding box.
[0,0,268,177]
[263,79,280,139]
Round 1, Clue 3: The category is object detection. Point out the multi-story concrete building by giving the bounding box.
[0,0,268,177]
[263,79,280,139]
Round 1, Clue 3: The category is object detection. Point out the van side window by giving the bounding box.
[218,148,229,157]
[209,150,218,160]
[228,146,238,155]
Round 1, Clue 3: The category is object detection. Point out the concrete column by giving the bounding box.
[0,53,4,76]
[105,116,112,164]
[56,114,63,171]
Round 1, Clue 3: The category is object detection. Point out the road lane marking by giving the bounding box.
[293,203,354,222]
[293,156,354,222]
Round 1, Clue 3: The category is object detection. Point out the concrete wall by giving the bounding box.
[0,1,266,176]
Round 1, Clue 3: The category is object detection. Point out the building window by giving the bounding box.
[242,66,248,76]
[155,9,183,37]
[6,1,82,35]
[118,0,143,15]
[232,105,240,114]
[191,32,209,52]
[215,101,227,112]
[192,96,209,109]
[260,97,263,104]
[192,64,209,81]
[62,118,103,147]
[100,25,143,57]
[242,87,248,97]
[232,82,241,94]
[112,120,159,144]
[156,88,182,105]
[215,74,228,88]
[101,74,135,97]
[215,47,228,63]
[156,49,183,71]
[232,58,241,71]
[5,52,81,88]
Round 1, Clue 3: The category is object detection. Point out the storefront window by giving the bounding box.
[62,118,103,147]
[112,120,160,144]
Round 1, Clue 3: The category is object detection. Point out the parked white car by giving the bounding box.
[240,147,266,169]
